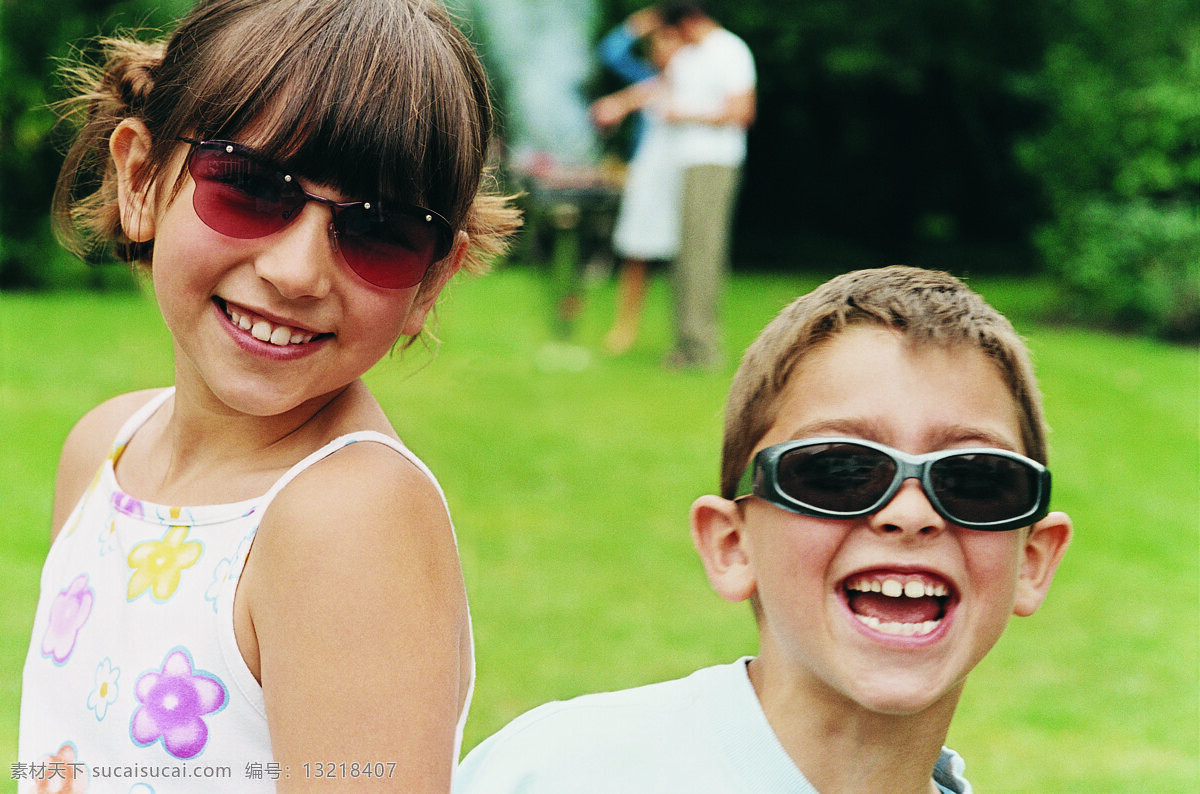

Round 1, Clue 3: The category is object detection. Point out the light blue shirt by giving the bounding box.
[456,658,972,793]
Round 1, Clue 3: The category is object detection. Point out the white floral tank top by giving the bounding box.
[18,388,473,792]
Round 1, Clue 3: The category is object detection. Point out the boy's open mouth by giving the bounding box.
[843,572,954,637]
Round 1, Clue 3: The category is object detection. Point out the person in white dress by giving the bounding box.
[591,9,685,354]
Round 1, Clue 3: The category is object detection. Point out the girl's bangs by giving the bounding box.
[166,0,481,221]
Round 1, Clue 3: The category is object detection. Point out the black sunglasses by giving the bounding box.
[735,438,1051,531]
[179,138,453,289]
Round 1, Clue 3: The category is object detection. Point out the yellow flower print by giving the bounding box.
[127,523,203,601]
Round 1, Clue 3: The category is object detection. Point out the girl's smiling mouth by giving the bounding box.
[843,571,956,638]
[215,298,331,347]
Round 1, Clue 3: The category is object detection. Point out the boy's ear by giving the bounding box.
[110,119,158,243]
[401,230,468,337]
[690,495,756,603]
[1013,510,1072,617]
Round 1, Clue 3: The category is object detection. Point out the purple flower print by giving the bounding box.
[41,573,94,664]
[112,490,145,519]
[131,648,227,759]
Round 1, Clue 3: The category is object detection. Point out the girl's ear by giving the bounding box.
[1013,510,1073,617]
[110,119,158,243]
[400,230,469,337]
[690,495,756,603]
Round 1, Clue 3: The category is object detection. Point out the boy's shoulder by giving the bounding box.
[455,658,818,794]
[481,658,741,735]
[455,656,975,794]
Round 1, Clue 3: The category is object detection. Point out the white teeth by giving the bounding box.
[847,576,950,599]
[846,575,950,637]
[225,306,315,346]
[854,614,941,637]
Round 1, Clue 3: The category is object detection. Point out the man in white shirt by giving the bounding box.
[659,1,755,370]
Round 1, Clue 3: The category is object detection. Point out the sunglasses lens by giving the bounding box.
[756,440,1046,528]
[335,206,448,289]
[930,453,1039,524]
[188,145,299,238]
[776,443,896,514]
[187,142,450,290]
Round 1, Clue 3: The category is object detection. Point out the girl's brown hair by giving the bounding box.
[54,0,520,298]
[720,266,1049,499]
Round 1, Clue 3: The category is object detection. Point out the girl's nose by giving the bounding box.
[868,478,947,537]
[252,203,339,300]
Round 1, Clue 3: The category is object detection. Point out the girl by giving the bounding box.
[19,0,519,790]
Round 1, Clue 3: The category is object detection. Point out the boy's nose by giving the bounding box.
[868,478,946,537]
[252,203,339,299]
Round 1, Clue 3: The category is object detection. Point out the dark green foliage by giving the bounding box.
[596,0,1198,338]
[598,0,1058,270]
[1018,3,1199,339]
[0,0,187,289]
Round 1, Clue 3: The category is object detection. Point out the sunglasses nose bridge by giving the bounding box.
[886,455,934,496]
[868,460,948,535]
[284,180,337,217]
[282,184,355,244]
[290,188,365,239]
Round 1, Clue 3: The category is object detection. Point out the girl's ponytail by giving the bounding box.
[52,38,165,265]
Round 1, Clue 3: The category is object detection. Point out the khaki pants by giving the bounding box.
[673,163,741,368]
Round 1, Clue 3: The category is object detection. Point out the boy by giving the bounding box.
[456,266,1072,793]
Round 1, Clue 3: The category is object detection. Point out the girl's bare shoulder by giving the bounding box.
[51,388,168,537]
[240,435,470,769]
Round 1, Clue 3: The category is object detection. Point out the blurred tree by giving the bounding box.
[1018,0,1199,339]
[593,0,1198,338]
[0,0,188,289]
[597,0,1058,271]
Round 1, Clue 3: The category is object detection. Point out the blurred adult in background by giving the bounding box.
[659,0,755,370]
[592,8,684,355]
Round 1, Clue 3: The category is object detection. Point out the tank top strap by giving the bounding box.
[111,387,176,455]
[258,430,452,522]
[107,390,449,527]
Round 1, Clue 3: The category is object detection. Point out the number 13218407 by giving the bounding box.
[303,762,397,779]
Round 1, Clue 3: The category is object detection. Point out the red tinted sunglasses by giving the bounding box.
[180,138,453,289]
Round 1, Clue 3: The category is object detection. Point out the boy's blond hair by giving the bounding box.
[721,266,1047,499]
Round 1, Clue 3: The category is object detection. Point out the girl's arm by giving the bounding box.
[244,441,470,792]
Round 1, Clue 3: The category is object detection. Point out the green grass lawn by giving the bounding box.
[2,265,1197,792]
